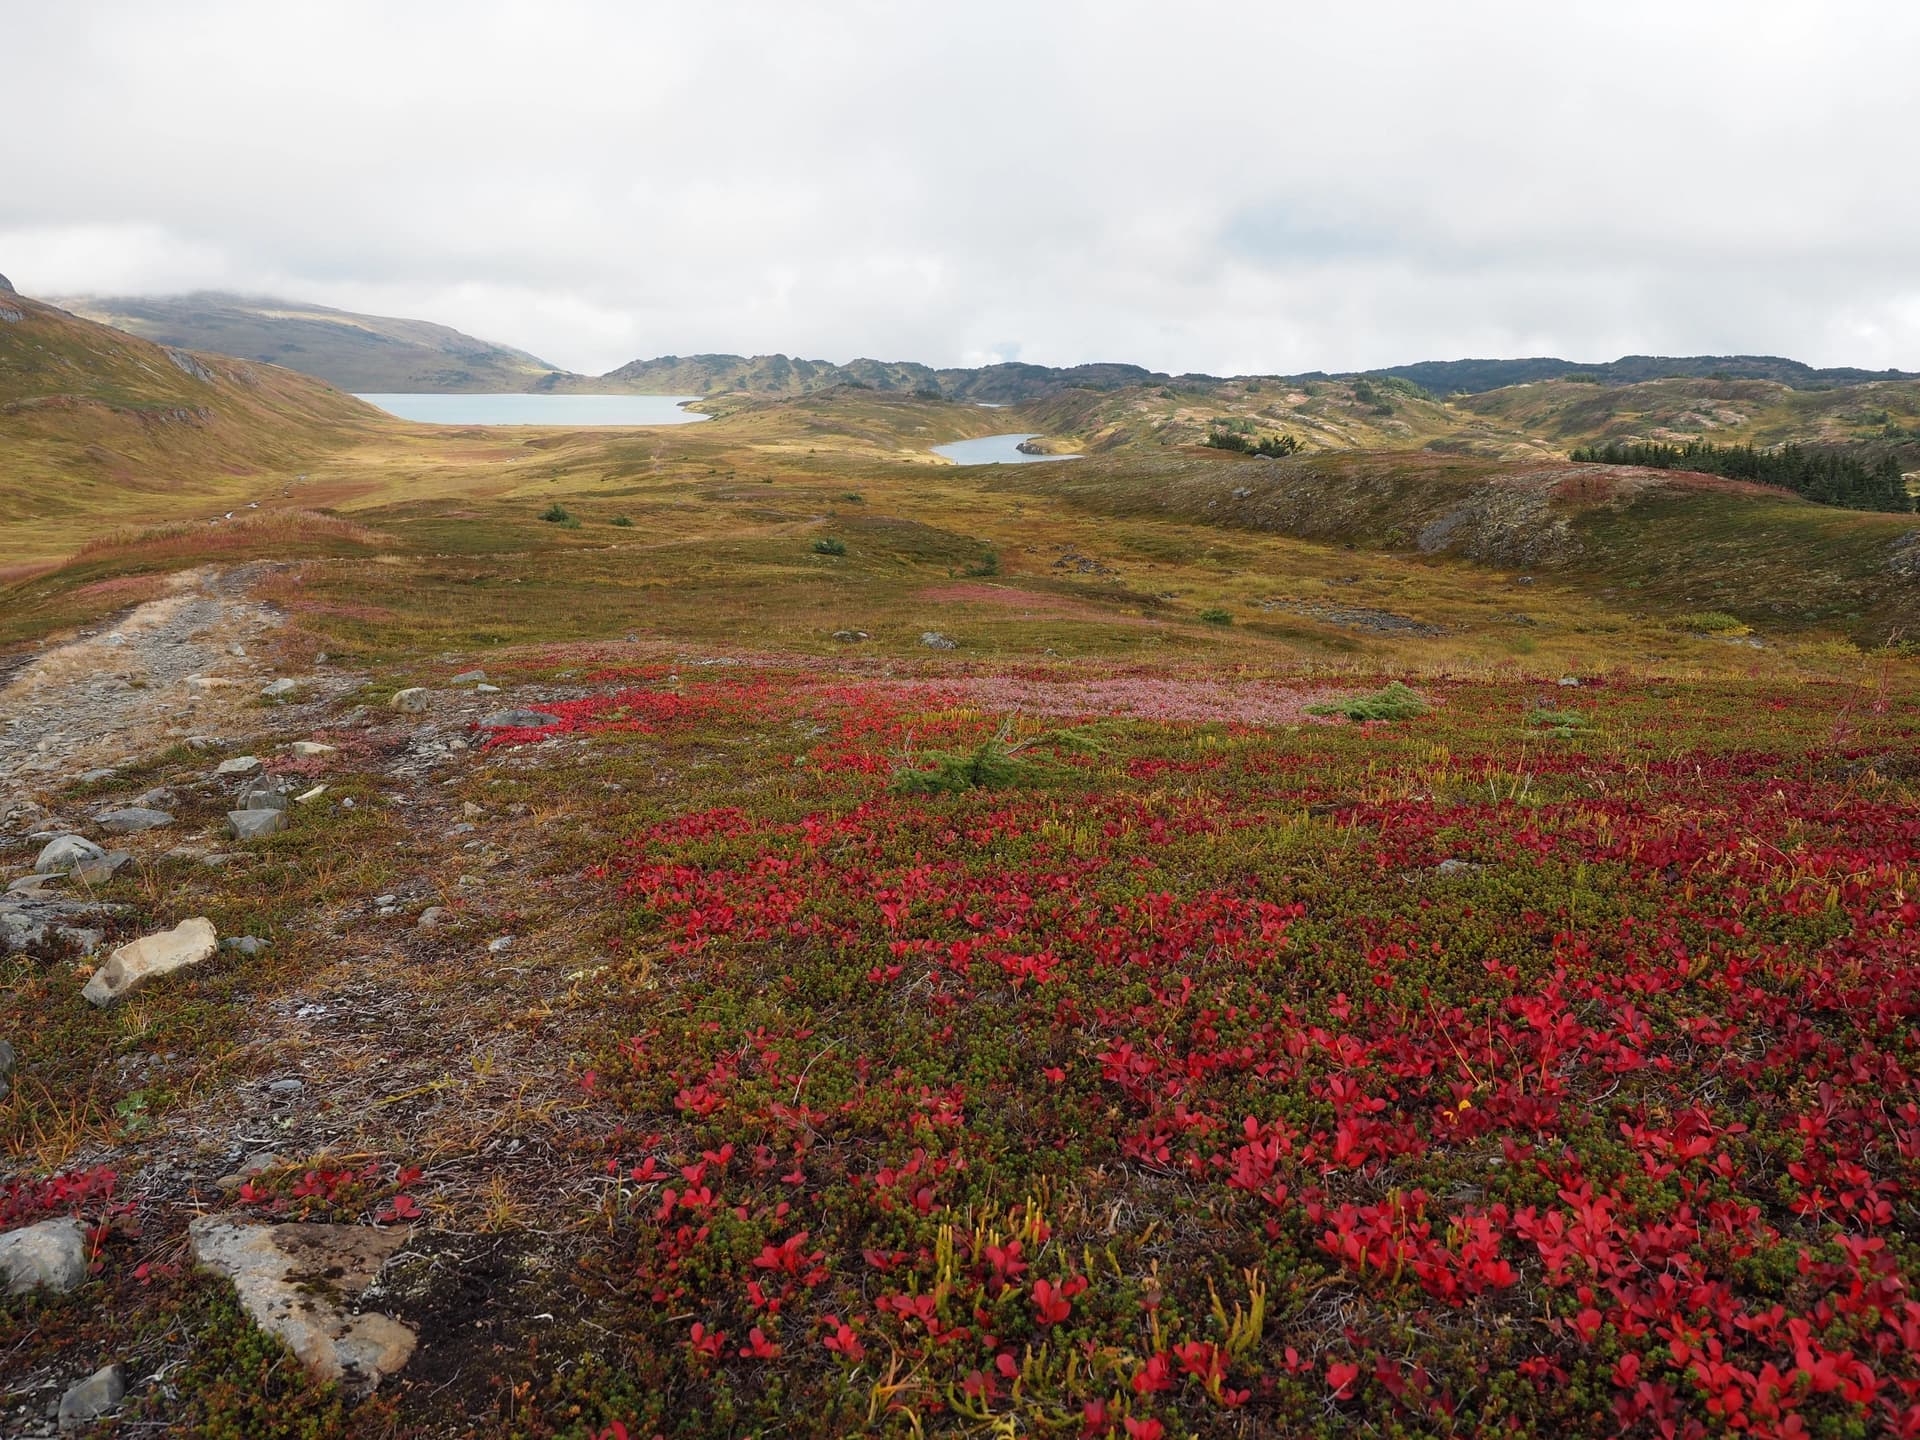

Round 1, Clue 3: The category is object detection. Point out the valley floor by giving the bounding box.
[1,400,1918,1438]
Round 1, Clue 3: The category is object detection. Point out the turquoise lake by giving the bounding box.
[356,393,710,425]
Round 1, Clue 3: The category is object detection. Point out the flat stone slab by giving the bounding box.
[478,709,561,729]
[83,916,219,1006]
[214,756,262,776]
[98,807,174,834]
[0,1216,88,1295]
[188,1218,416,1395]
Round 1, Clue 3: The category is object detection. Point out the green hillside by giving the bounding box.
[61,292,573,394]
[1,289,385,555]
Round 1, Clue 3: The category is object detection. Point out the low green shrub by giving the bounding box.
[1307,681,1429,722]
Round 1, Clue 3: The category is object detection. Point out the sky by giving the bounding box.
[5,0,1919,377]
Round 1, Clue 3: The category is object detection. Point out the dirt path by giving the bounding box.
[0,567,290,810]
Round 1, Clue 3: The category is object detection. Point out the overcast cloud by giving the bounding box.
[5,0,1919,375]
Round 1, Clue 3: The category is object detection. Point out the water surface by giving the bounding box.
[932,432,1081,465]
[357,393,709,426]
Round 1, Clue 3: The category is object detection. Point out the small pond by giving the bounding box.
[931,432,1081,465]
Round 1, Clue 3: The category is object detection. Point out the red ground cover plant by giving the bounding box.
[529,668,1919,1437]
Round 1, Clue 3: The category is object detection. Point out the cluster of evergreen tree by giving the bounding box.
[1205,427,1301,457]
[1569,439,1913,513]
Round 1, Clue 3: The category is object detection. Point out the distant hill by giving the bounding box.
[0,288,380,543]
[1360,355,1920,395]
[578,352,1173,403]
[59,292,573,394]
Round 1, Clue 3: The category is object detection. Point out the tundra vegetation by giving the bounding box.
[1,290,1918,1437]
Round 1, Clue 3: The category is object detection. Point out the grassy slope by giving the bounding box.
[0,292,389,565]
[61,292,572,394]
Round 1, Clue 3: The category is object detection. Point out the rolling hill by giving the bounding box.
[0,288,384,555]
[59,292,573,394]
[1357,354,1920,395]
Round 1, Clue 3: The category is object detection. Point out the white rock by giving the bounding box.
[82,917,219,1007]
[34,835,106,874]
[294,785,328,804]
[187,1218,416,1395]
[390,687,430,713]
[0,1217,88,1295]
[287,741,336,757]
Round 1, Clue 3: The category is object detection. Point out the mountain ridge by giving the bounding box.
[59,291,1915,400]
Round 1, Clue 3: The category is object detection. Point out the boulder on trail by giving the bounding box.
[188,1218,416,1396]
[82,917,219,1007]
[34,835,106,874]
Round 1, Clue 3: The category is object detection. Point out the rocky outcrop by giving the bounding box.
[188,1219,416,1396]
[0,272,13,293]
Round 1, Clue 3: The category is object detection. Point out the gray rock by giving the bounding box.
[390,687,430,713]
[450,669,487,684]
[187,1218,416,1395]
[69,851,132,886]
[0,1217,88,1295]
[416,906,450,928]
[479,710,560,730]
[83,917,219,1006]
[261,678,301,698]
[35,836,106,874]
[97,807,174,834]
[920,631,958,650]
[832,630,870,642]
[215,755,262,776]
[227,809,287,841]
[0,1036,13,1099]
[8,873,58,894]
[58,1363,126,1431]
[237,784,291,812]
[223,935,268,957]
[266,1078,304,1096]
[76,768,120,785]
